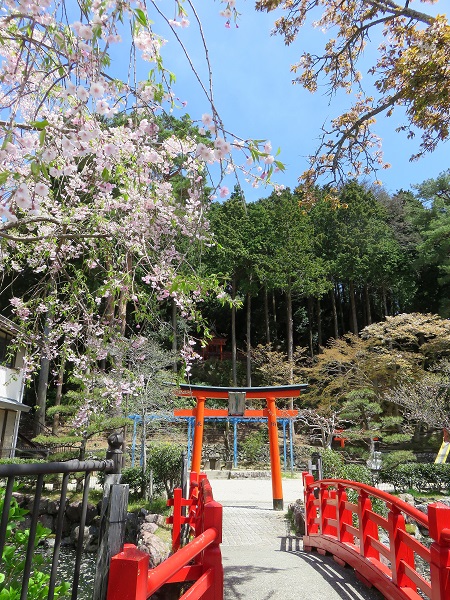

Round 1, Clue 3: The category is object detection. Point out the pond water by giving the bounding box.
[45,548,97,600]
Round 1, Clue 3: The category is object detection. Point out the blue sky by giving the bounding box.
[120,1,450,202]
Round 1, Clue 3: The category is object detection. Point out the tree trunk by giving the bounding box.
[286,283,293,364]
[264,284,270,344]
[364,283,372,326]
[52,356,66,435]
[231,273,237,386]
[142,411,148,497]
[286,283,294,410]
[35,314,52,436]
[337,283,346,334]
[331,286,339,339]
[100,292,115,371]
[118,253,132,336]
[349,280,358,334]
[272,290,277,340]
[382,285,388,317]
[172,298,177,373]
[317,297,322,348]
[246,290,252,387]
[307,297,314,357]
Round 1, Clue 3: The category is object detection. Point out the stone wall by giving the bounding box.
[12,491,170,565]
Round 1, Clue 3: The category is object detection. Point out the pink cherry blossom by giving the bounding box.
[90,82,105,98]
[219,186,229,198]
[35,183,49,196]
[77,87,89,102]
[202,113,213,126]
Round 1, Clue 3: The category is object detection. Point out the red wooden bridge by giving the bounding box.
[106,472,450,600]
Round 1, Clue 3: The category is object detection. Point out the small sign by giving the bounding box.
[228,391,246,415]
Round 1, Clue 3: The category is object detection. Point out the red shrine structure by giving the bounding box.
[173,383,308,510]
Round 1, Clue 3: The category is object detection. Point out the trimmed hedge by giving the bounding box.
[379,463,450,493]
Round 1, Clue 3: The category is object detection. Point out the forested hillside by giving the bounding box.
[3,168,450,438]
[200,173,450,369]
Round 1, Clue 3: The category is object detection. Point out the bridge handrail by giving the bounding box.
[107,474,223,600]
[304,476,430,528]
[302,472,450,600]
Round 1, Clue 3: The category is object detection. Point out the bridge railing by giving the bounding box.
[302,472,450,600]
[107,472,223,600]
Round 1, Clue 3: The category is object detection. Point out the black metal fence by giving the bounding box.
[0,434,125,600]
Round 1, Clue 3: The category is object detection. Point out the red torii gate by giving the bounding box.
[173,384,308,510]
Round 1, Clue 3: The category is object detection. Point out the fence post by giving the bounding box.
[169,487,183,552]
[106,432,124,473]
[320,486,337,537]
[388,505,416,590]
[303,473,318,535]
[202,499,223,600]
[358,489,379,561]
[107,544,149,600]
[428,502,450,600]
[93,436,127,600]
[337,485,353,544]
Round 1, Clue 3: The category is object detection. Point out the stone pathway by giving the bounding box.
[208,477,384,600]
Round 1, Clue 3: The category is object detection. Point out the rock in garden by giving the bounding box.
[65,500,97,524]
[145,514,166,527]
[141,522,158,534]
[47,499,60,515]
[137,532,170,568]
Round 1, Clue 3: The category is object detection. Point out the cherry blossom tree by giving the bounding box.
[0,1,282,430]
[257,0,450,196]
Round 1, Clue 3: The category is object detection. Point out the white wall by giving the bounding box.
[0,365,24,402]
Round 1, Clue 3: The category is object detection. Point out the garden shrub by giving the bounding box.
[240,430,267,464]
[339,463,372,485]
[317,450,386,516]
[380,450,416,472]
[320,449,345,478]
[147,442,183,498]
[120,467,147,499]
[379,463,450,493]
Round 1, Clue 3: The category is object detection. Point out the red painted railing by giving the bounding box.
[107,473,223,600]
[302,472,450,600]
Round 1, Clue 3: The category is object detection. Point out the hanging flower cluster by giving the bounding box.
[0,0,283,390]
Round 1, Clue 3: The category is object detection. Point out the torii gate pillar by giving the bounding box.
[191,396,205,474]
[266,393,283,510]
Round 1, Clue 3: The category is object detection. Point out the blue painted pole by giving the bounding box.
[233,419,238,468]
[131,418,137,467]
[289,418,295,472]
[187,417,193,466]
[282,420,287,471]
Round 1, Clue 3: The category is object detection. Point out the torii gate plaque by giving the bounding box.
[173,384,308,510]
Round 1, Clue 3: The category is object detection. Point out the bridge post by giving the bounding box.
[320,487,337,537]
[303,473,318,551]
[337,485,353,544]
[358,490,380,561]
[428,502,450,600]
[107,544,149,600]
[388,505,416,590]
[202,499,223,600]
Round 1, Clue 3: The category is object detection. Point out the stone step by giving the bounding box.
[204,469,272,480]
